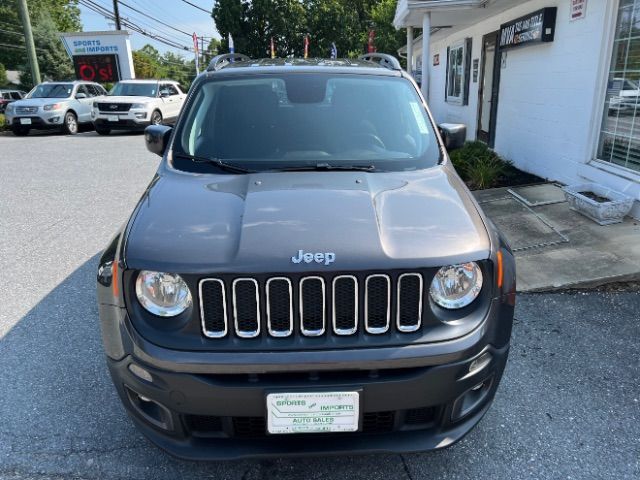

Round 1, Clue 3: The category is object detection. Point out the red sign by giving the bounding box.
[570,0,587,21]
[73,54,120,82]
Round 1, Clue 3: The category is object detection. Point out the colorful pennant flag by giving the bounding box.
[271,37,276,59]
[330,42,337,60]
[304,34,309,59]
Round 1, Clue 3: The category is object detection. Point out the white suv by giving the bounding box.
[92,79,186,135]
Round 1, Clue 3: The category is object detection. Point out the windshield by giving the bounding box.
[173,73,440,173]
[109,82,158,97]
[28,83,73,99]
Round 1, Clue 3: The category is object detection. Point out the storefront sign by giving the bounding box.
[571,0,587,21]
[60,31,135,81]
[499,8,557,50]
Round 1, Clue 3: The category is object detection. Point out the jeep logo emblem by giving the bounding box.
[291,250,335,266]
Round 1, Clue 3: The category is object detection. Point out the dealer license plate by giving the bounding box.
[266,391,360,434]
[19,118,32,125]
[107,115,119,122]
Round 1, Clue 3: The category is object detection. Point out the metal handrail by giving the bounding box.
[357,53,402,71]
[207,53,251,71]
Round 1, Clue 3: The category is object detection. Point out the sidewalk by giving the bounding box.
[474,183,640,292]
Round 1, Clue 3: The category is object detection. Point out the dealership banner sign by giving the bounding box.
[499,8,557,50]
[60,31,135,82]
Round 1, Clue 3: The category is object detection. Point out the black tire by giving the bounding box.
[150,110,163,125]
[95,126,111,135]
[11,125,30,136]
[62,111,79,135]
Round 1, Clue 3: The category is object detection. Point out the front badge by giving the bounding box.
[291,249,336,266]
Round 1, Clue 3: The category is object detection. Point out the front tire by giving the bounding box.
[95,126,111,135]
[62,111,78,135]
[150,110,163,126]
[11,125,30,136]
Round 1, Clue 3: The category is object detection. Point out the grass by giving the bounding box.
[449,141,542,190]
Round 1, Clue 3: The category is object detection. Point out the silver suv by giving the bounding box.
[4,81,107,136]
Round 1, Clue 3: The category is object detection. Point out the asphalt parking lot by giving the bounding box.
[0,131,638,480]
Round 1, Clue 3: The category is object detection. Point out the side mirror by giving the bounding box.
[438,123,467,151]
[160,91,170,98]
[75,92,87,99]
[145,125,173,157]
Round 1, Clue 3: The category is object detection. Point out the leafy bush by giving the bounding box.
[0,113,6,131]
[449,141,513,190]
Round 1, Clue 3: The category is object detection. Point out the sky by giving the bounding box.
[79,0,219,57]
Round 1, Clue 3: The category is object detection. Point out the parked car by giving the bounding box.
[91,79,186,135]
[0,89,27,113]
[4,81,107,136]
[97,53,516,460]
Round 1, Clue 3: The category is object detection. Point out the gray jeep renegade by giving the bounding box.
[97,53,515,460]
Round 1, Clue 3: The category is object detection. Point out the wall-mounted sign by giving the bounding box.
[61,31,135,80]
[73,54,120,82]
[571,0,587,21]
[433,53,440,66]
[499,8,557,50]
[472,58,479,82]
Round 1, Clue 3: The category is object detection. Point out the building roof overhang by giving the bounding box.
[393,0,519,29]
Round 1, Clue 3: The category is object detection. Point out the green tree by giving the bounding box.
[0,63,8,87]
[366,0,406,63]
[0,0,81,72]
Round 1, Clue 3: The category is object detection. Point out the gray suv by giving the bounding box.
[4,80,107,136]
[97,53,515,460]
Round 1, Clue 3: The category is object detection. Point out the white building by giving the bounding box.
[394,0,640,219]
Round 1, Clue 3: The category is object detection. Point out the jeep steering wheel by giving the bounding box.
[350,133,386,150]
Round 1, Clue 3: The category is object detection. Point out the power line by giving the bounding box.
[177,0,211,14]
[118,0,192,37]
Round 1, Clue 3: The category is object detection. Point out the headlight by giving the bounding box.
[430,262,483,309]
[130,103,146,109]
[5,104,14,113]
[43,103,62,111]
[135,271,192,317]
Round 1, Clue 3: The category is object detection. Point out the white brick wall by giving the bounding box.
[418,0,640,218]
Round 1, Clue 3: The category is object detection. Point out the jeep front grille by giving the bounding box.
[199,273,425,339]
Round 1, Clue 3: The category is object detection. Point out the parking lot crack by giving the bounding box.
[399,454,414,480]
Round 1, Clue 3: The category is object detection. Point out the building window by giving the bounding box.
[597,0,640,173]
[445,39,472,105]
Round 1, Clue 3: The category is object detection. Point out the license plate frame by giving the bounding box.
[107,115,119,122]
[266,391,361,435]
[19,118,32,125]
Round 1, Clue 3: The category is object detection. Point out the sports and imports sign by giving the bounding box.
[61,31,135,81]
[499,8,557,50]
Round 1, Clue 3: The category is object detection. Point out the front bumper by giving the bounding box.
[103,294,513,460]
[93,111,150,130]
[5,112,65,129]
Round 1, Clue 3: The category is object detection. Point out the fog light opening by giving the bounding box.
[451,376,494,422]
[468,352,492,375]
[124,386,173,431]
[128,363,153,383]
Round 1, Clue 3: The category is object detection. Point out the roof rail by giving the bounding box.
[207,53,251,71]
[357,53,402,71]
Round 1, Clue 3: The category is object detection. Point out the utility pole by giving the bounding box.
[17,0,41,85]
[112,0,122,30]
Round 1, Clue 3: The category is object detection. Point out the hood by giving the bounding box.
[102,95,155,104]
[124,166,491,274]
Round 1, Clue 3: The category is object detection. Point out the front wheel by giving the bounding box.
[62,111,78,135]
[150,110,163,126]
[11,125,30,136]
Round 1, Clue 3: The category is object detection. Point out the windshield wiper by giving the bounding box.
[272,163,376,172]
[173,153,256,174]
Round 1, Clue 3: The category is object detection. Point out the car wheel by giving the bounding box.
[63,111,78,135]
[95,126,111,135]
[150,110,163,125]
[11,125,30,136]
